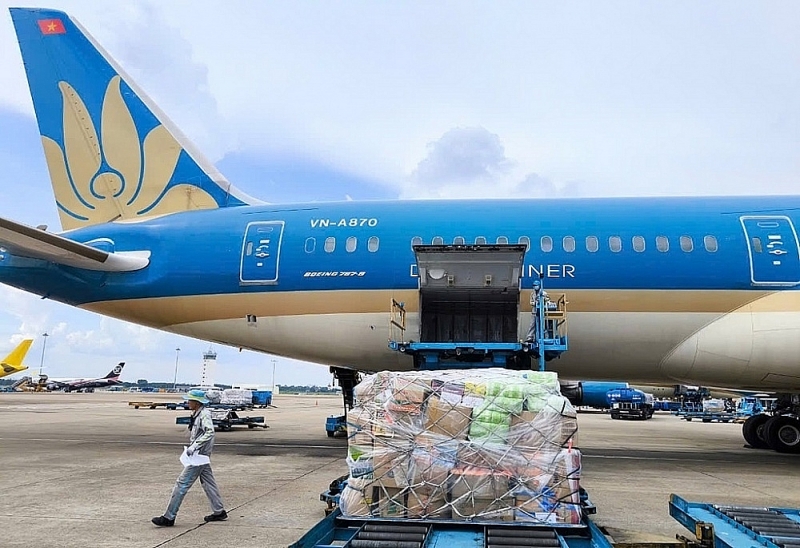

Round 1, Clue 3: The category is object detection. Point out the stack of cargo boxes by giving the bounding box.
[340,369,580,524]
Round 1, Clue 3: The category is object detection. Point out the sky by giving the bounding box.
[0,1,798,385]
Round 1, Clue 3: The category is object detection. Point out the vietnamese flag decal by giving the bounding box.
[38,19,66,35]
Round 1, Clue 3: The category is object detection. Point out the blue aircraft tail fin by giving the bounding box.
[10,8,259,231]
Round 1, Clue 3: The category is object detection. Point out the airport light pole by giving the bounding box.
[173,347,180,390]
[39,332,48,377]
[271,358,276,392]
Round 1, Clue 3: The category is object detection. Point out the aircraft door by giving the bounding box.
[740,216,800,286]
[240,221,285,285]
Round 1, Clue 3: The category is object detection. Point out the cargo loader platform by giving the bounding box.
[291,506,613,548]
[669,494,800,547]
[295,490,800,548]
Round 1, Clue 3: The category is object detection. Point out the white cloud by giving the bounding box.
[403,127,585,199]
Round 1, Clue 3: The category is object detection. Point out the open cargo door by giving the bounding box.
[413,244,526,343]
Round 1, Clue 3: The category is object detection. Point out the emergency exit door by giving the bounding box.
[740,216,800,286]
[240,221,284,284]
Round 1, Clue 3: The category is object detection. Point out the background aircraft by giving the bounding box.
[45,362,125,392]
[0,339,33,378]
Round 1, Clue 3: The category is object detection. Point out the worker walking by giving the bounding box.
[152,389,228,526]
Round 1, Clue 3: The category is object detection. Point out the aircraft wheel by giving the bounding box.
[764,415,800,454]
[742,414,771,449]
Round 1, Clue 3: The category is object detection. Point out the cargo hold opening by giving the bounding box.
[414,244,525,344]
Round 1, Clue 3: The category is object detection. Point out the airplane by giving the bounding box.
[45,362,125,392]
[0,339,34,379]
[4,8,800,451]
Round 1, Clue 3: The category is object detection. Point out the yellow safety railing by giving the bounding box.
[390,298,407,344]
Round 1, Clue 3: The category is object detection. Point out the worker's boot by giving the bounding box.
[151,516,175,527]
[204,510,228,522]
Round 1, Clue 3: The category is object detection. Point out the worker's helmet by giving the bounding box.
[184,389,209,404]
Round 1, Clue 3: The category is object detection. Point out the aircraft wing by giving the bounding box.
[0,217,149,272]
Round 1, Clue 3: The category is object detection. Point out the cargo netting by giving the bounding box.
[340,369,581,524]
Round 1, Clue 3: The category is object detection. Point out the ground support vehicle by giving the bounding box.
[251,390,273,407]
[607,388,654,420]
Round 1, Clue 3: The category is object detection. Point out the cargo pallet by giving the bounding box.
[128,401,188,410]
[678,411,745,423]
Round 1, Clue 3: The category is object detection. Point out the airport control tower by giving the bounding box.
[200,350,217,387]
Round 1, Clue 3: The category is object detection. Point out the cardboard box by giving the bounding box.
[392,378,428,404]
[411,438,458,486]
[513,484,581,524]
[383,402,424,435]
[374,486,407,518]
[451,495,514,520]
[424,398,472,440]
[431,379,466,405]
[347,407,376,447]
[373,445,415,489]
[457,443,525,475]
[509,411,579,449]
[406,485,450,519]
[450,465,510,500]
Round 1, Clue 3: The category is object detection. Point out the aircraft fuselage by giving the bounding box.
[2,196,799,390]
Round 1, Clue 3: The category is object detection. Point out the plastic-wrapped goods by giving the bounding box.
[342,369,581,524]
[702,398,726,413]
[205,389,222,404]
[220,389,253,406]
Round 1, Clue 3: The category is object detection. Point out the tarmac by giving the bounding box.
[0,391,797,548]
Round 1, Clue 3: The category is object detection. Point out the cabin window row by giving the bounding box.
[407,235,719,253]
[305,236,381,253]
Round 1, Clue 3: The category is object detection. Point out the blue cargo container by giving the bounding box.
[252,391,272,406]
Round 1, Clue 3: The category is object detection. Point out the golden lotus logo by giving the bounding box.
[41,75,218,230]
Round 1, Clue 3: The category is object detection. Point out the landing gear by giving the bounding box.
[742,414,770,449]
[764,415,800,454]
[326,367,361,438]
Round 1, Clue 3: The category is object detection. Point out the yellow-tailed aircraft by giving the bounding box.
[0,339,34,378]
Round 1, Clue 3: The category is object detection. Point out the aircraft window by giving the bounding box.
[368,236,379,252]
[704,235,718,252]
[411,236,423,249]
[453,236,465,245]
[497,236,509,244]
[346,236,357,253]
[586,236,598,253]
[680,235,693,252]
[518,236,530,250]
[541,236,553,253]
[245,242,253,256]
[609,236,622,253]
[324,237,336,253]
[563,236,575,253]
[656,235,669,252]
[751,237,763,253]
[432,236,444,245]
[632,236,645,252]
[475,236,487,244]
[304,237,316,253]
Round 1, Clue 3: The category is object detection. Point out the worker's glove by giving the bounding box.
[186,444,198,456]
